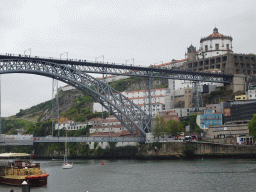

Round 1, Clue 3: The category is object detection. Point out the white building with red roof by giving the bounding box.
[61,85,76,91]
[88,115,128,134]
[55,120,88,131]
[199,27,233,59]
[93,88,168,117]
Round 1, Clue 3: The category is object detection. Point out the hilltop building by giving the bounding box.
[198,27,233,59]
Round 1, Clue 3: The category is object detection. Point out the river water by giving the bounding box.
[1,158,256,192]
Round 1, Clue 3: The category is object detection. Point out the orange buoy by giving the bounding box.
[102,162,104,165]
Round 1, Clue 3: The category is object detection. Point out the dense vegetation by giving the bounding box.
[32,142,138,159]
[16,100,52,118]
[203,89,239,104]
[1,118,35,134]
[181,114,201,133]
[109,76,146,92]
[152,114,200,138]
[61,94,94,122]
[152,116,184,138]
[248,114,256,138]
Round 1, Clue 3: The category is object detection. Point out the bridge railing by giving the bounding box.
[34,136,146,143]
[0,137,33,146]
[0,53,137,67]
[0,136,146,145]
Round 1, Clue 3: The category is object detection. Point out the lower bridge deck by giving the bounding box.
[0,136,146,146]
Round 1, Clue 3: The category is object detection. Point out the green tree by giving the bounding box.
[182,115,200,133]
[152,116,166,138]
[165,119,183,136]
[248,114,256,138]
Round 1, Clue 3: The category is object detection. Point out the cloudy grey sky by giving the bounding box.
[0,0,255,116]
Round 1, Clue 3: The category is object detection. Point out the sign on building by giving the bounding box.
[185,125,190,132]
[224,108,230,116]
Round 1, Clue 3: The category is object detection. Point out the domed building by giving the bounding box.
[199,27,233,59]
[183,27,256,76]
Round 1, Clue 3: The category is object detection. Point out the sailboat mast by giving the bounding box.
[65,131,67,163]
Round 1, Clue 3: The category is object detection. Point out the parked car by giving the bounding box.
[191,135,198,140]
[184,136,192,141]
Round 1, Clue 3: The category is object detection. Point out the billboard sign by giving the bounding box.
[224,108,231,116]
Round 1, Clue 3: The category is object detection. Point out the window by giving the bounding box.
[226,44,229,50]
[215,44,219,50]
[205,45,208,51]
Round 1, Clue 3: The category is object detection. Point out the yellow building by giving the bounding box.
[235,95,247,101]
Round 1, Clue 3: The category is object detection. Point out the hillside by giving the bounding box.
[12,77,168,123]
[10,76,237,125]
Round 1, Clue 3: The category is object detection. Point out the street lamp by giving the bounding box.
[24,48,31,56]
[60,52,68,60]
[95,55,104,63]
[125,58,134,66]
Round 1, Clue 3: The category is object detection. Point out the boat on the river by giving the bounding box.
[62,132,73,169]
[0,153,49,186]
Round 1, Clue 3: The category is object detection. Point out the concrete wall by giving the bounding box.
[138,141,256,157]
[192,142,256,155]
[232,74,245,92]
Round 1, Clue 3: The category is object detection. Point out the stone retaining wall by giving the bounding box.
[138,141,256,157]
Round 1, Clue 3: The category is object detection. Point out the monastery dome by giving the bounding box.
[200,27,232,43]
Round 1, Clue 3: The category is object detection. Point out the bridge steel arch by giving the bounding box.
[0,58,151,137]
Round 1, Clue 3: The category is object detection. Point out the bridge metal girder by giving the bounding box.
[0,59,151,136]
[33,136,146,143]
[0,55,233,83]
[76,65,232,83]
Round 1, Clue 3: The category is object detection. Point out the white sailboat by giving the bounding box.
[62,132,73,169]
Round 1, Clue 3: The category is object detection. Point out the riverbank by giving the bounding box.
[2,141,256,160]
[138,141,256,159]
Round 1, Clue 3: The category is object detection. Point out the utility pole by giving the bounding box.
[0,75,1,136]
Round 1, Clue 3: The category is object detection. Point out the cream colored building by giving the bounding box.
[206,123,249,139]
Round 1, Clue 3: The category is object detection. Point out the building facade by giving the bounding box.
[196,109,223,129]
[223,100,256,123]
[93,88,169,117]
[55,120,87,131]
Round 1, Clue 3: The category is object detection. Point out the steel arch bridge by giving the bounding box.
[0,54,234,138]
[0,57,152,137]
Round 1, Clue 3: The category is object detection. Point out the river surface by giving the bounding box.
[1,158,256,192]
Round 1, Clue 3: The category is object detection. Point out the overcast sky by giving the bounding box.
[0,0,255,117]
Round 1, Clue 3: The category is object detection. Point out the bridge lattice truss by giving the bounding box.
[0,58,151,136]
[0,55,233,137]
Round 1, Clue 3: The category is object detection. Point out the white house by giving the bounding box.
[55,120,87,131]
[61,85,76,91]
